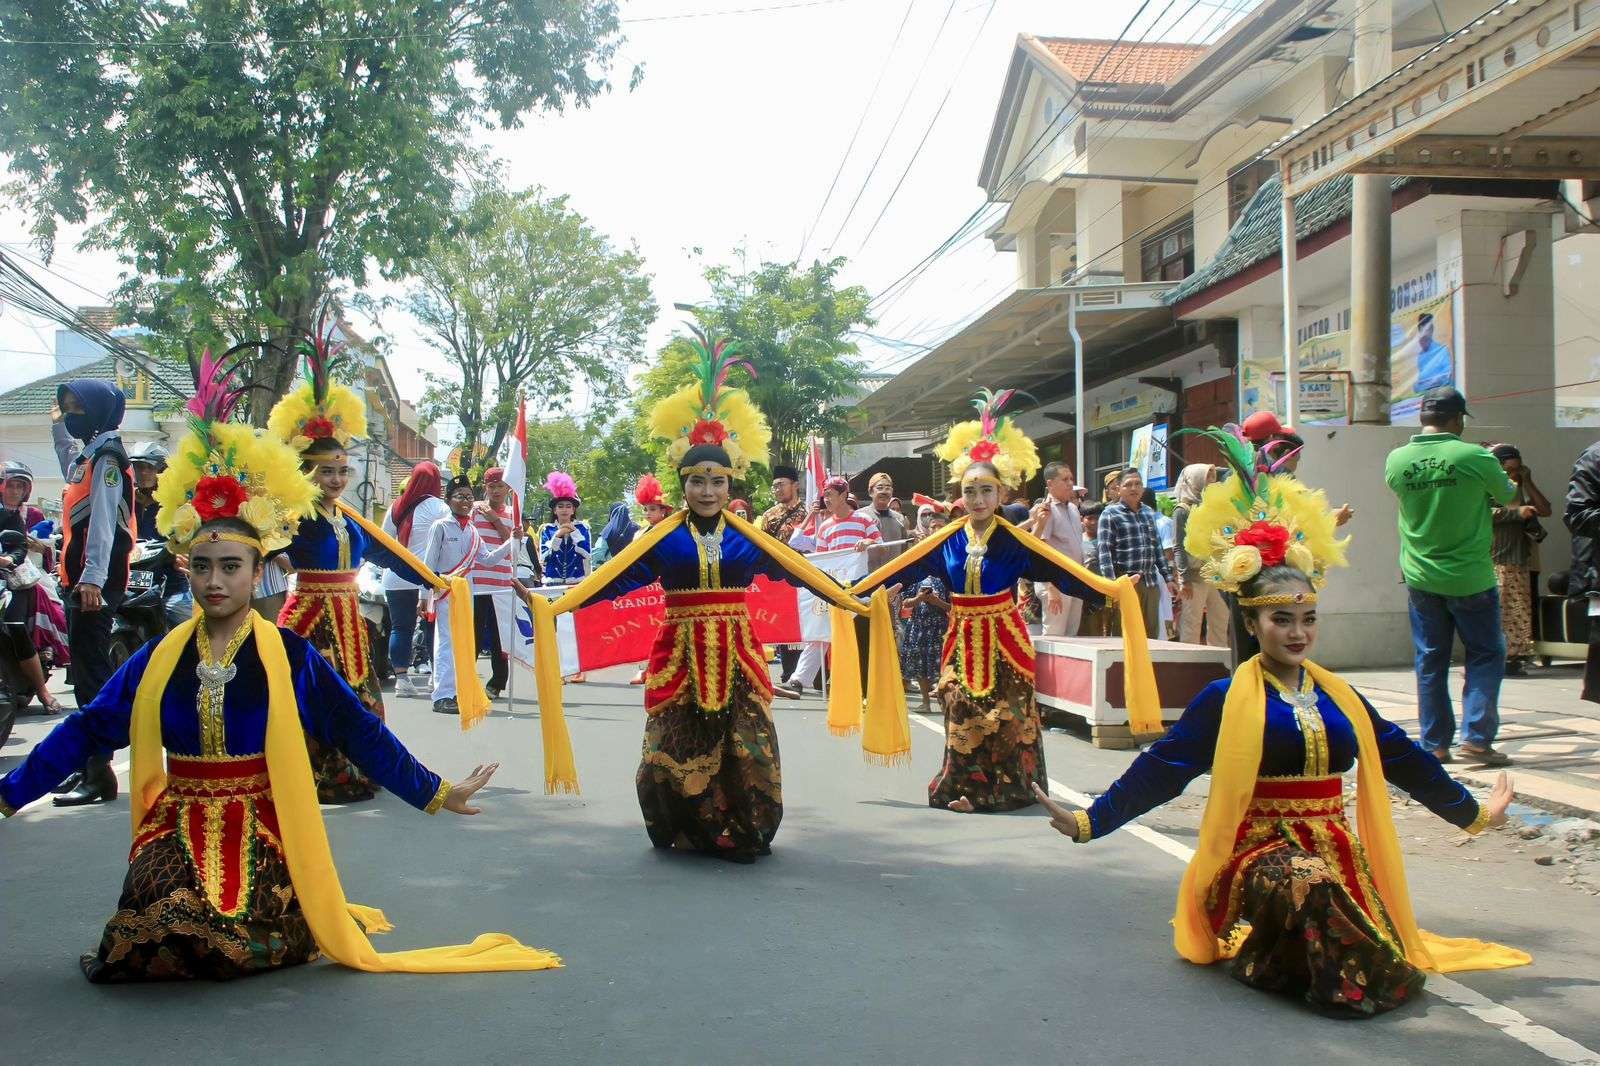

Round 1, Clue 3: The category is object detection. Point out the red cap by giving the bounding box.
[1240,411,1292,443]
[484,467,505,484]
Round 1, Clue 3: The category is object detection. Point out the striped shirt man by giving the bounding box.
[468,504,516,594]
[790,511,881,582]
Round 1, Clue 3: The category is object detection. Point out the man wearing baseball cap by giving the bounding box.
[1384,386,1518,766]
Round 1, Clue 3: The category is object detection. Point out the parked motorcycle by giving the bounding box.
[109,541,179,668]
[0,530,39,747]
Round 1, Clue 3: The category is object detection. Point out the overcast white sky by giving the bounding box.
[0,0,1257,424]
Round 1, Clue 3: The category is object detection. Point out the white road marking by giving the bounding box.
[908,711,1600,1065]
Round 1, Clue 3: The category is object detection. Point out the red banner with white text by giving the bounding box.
[569,576,803,671]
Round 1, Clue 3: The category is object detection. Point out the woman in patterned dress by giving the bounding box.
[0,351,551,982]
[536,327,903,861]
[1035,426,1526,1015]
[852,389,1156,813]
[899,503,950,713]
[267,323,425,802]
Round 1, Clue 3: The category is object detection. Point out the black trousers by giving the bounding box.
[473,593,509,691]
[66,585,124,764]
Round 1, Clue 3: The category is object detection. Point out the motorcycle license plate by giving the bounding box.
[128,571,155,589]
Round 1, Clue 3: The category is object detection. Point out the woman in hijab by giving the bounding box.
[381,461,447,697]
[1173,463,1227,647]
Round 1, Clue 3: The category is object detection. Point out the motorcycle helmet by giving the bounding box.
[1,460,33,503]
[128,441,169,471]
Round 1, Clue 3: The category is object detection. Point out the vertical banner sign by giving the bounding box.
[1128,422,1169,492]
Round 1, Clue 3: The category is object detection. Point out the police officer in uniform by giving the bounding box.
[49,380,134,807]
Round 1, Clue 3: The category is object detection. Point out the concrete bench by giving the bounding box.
[1035,636,1232,749]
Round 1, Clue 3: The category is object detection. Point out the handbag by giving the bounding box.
[1524,516,1548,544]
[5,557,43,590]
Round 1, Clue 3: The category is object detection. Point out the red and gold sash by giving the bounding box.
[942,591,1035,698]
[279,569,371,686]
[645,589,773,714]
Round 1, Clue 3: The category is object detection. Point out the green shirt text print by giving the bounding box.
[1384,432,1516,597]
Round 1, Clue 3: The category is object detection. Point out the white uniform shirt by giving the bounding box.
[421,513,515,593]
[381,495,450,591]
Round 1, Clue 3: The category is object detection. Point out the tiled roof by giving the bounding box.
[1163,172,1412,306]
[76,306,120,332]
[0,355,195,414]
[1037,37,1207,86]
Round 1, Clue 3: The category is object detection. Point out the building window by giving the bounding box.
[1227,158,1277,226]
[1140,217,1194,282]
[1088,429,1132,490]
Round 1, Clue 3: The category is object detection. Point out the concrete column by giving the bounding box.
[1442,208,1556,432]
[1076,180,1127,283]
[1349,0,1392,423]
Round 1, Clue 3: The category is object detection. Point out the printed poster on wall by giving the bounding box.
[1241,286,1456,426]
[1127,422,1169,492]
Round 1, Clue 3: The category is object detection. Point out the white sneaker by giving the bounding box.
[393,675,417,698]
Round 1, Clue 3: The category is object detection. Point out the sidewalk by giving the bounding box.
[1346,661,1600,816]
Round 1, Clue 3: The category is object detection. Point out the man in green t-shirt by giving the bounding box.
[1384,387,1517,766]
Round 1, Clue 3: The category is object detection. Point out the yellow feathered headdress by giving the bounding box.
[156,347,319,553]
[647,324,771,478]
[935,388,1040,488]
[265,309,367,454]
[1176,425,1348,595]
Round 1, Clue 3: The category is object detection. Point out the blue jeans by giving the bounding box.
[384,587,419,673]
[1407,585,1505,750]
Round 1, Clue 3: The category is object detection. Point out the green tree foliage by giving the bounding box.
[518,415,651,524]
[633,257,872,489]
[0,1,631,415]
[411,180,654,471]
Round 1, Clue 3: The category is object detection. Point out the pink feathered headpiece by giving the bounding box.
[545,470,579,506]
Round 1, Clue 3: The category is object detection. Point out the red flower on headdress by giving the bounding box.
[191,475,250,522]
[302,415,337,440]
[969,439,999,463]
[689,419,728,446]
[1234,521,1291,566]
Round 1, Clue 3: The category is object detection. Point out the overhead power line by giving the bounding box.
[818,0,965,256]
[796,0,919,264]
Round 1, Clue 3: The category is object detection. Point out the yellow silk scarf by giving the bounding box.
[1172,656,1529,974]
[849,515,1163,736]
[130,613,562,973]
[335,500,489,729]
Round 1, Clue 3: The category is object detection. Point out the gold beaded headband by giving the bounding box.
[679,463,737,478]
[1237,591,1317,607]
[194,529,265,553]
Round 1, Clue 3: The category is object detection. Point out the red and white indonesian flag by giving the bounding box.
[500,394,527,529]
[803,436,825,512]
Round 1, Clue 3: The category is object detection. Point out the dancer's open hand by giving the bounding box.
[1031,782,1085,841]
[443,762,500,816]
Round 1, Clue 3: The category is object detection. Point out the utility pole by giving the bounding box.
[1349,0,1393,423]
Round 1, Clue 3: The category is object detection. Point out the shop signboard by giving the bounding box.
[1241,276,1455,426]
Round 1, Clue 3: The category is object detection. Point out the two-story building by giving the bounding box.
[852,0,1598,662]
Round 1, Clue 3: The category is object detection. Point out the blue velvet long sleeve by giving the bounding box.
[1,628,442,813]
[1085,677,1481,838]
[1365,694,1480,829]
[580,521,852,606]
[0,643,150,811]
[858,524,1103,604]
[1085,681,1222,839]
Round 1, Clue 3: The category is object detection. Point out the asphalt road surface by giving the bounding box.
[3,664,1598,1065]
